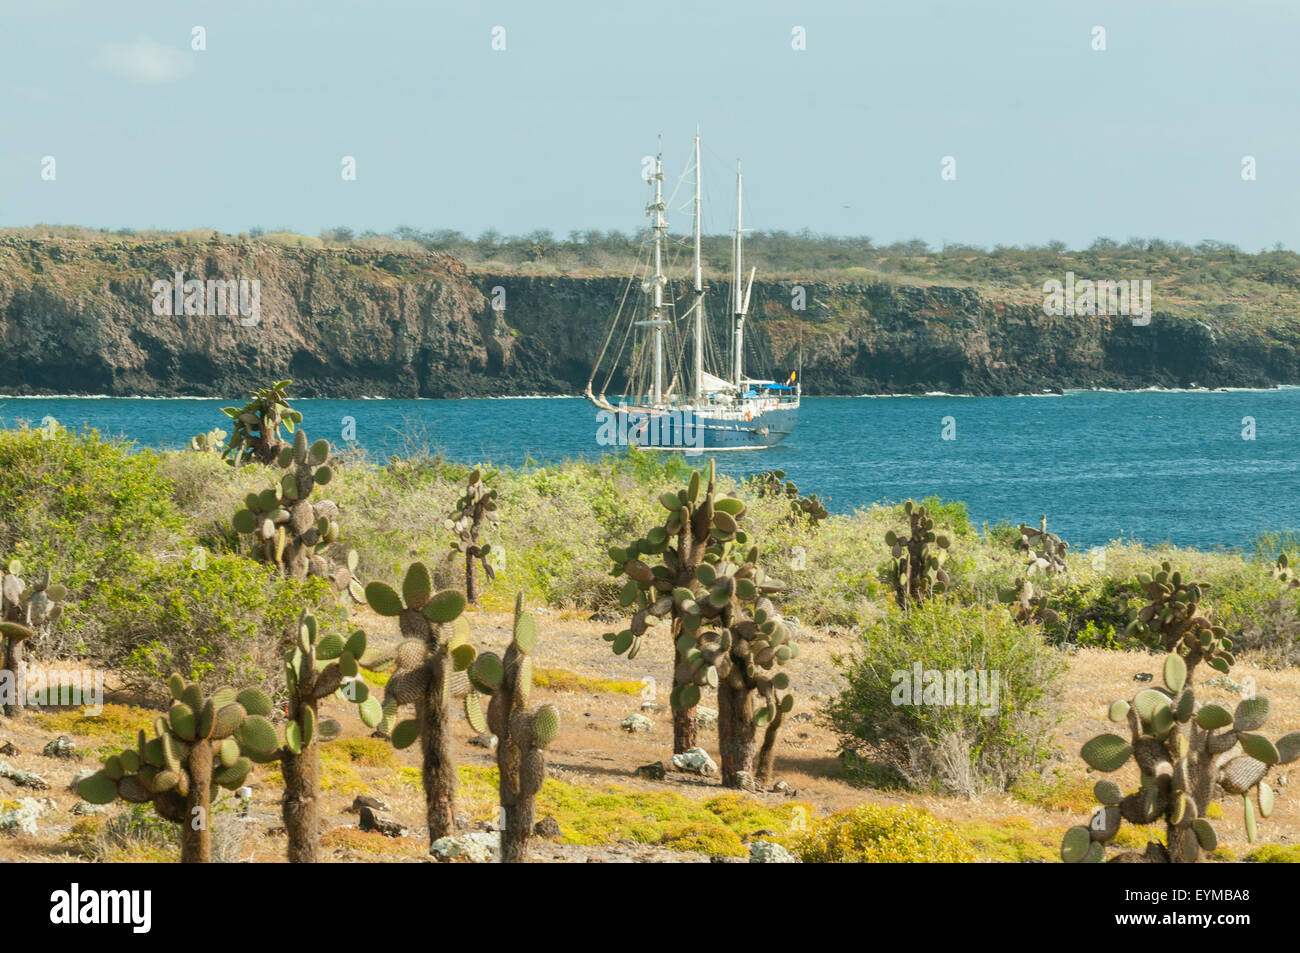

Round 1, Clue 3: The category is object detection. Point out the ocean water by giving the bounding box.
[2,389,1296,551]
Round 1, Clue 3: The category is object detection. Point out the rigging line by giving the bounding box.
[599,249,648,388]
[598,241,652,395]
[589,241,643,389]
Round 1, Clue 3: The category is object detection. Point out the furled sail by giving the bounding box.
[699,370,733,394]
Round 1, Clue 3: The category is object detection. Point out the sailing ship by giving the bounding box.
[585,133,800,451]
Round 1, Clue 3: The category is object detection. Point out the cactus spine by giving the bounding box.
[445,469,499,605]
[885,500,951,608]
[231,428,361,601]
[1063,562,1300,863]
[220,379,301,465]
[466,593,559,862]
[365,563,470,842]
[76,674,273,863]
[280,611,382,862]
[0,560,67,717]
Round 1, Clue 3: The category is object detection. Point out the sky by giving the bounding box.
[2,0,1298,250]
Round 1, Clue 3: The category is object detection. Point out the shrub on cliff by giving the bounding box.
[825,600,1063,797]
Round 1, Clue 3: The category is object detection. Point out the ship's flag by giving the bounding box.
[787,371,796,385]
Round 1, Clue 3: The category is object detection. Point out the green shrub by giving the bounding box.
[825,599,1063,796]
[794,804,977,862]
[0,425,186,595]
[86,553,342,696]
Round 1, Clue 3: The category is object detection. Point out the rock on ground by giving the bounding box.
[621,713,653,733]
[430,831,500,863]
[672,747,718,777]
[0,761,48,790]
[359,807,407,837]
[42,736,78,759]
[749,839,799,863]
[0,797,53,834]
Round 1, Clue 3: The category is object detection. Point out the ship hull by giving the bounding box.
[608,403,798,451]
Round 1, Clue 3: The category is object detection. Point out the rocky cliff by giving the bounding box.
[2,237,1298,397]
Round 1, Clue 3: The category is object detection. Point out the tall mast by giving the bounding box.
[649,140,667,405]
[732,161,745,390]
[693,130,704,402]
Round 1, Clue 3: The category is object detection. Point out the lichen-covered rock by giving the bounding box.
[0,761,47,790]
[0,797,52,834]
[621,713,653,733]
[672,747,719,777]
[429,831,500,863]
[749,839,798,863]
[695,706,718,729]
[42,736,78,759]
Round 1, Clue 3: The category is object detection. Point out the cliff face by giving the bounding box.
[2,238,1298,397]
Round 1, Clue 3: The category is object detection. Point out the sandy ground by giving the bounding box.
[0,605,1295,862]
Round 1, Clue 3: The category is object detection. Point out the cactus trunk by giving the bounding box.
[465,550,478,605]
[671,635,697,753]
[419,656,458,841]
[282,699,320,863]
[501,800,535,862]
[181,739,213,863]
[755,707,784,786]
[717,682,756,789]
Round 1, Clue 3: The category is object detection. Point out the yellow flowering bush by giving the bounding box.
[794,804,977,863]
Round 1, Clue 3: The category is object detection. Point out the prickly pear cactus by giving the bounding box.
[445,469,499,605]
[998,577,1060,627]
[745,469,797,500]
[231,428,361,602]
[76,674,274,863]
[221,379,301,465]
[188,427,228,453]
[743,469,828,528]
[678,544,796,790]
[885,501,951,609]
[465,593,559,862]
[365,563,471,842]
[606,462,797,788]
[280,610,383,862]
[603,460,753,754]
[1017,515,1069,575]
[793,492,830,527]
[0,560,68,717]
[1062,562,1300,863]
[1272,552,1299,589]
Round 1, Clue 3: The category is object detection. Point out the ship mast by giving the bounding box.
[648,142,667,405]
[693,131,704,402]
[732,161,745,390]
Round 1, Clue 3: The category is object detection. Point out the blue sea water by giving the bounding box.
[2,389,1296,551]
